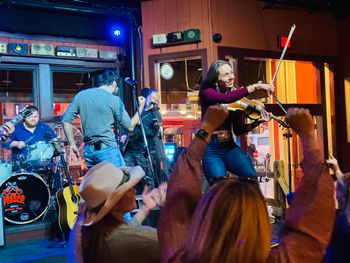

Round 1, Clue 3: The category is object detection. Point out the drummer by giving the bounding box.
[4,106,56,162]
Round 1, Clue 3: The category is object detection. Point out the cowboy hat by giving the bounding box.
[79,162,144,226]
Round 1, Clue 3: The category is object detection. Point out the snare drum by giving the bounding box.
[0,161,12,182]
[0,172,50,224]
[27,141,54,169]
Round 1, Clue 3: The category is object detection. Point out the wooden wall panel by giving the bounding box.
[142,0,210,85]
[142,0,339,88]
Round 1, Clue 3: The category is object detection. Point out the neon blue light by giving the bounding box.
[111,25,124,40]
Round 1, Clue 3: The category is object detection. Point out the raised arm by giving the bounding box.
[271,108,335,262]
[201,83,274,105]
[129,96,146,131]
[158,106,228,262]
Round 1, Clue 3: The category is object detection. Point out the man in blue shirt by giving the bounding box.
[62,69,145,169]
[6,106,56,169]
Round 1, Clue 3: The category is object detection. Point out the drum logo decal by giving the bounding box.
[2,182,25,214]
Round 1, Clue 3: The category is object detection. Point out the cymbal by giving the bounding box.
[40,115,63,123]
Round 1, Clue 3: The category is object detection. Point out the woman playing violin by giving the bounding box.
[199,59,275,184]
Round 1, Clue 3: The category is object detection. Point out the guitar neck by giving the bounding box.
[66,174,76,194]
[0,113,25,133]
[60,154,77,196]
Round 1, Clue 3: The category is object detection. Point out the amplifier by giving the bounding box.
[31,43,54,56]
[183,28,201,41]
[0,42,7,54]
[77,48,98,58]
[8,43,28,55]
[99,50,117,60]
[56,46,76,57]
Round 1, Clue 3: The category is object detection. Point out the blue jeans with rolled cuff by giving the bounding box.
[83,143,125,169]
[202,139,256,184]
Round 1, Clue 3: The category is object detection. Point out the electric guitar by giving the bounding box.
[0,105,33,141]
[56,155,80,232]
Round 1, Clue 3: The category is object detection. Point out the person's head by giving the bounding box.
[78,162,144,226]
[96,69,119,95]
[146,89,160,107]
[24,105,39,128]
[200,60,235,94]
[182,178,271,263]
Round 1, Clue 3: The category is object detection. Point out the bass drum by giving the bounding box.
[0,172,50,224]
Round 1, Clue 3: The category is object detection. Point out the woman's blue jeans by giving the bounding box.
[202,140,256,182]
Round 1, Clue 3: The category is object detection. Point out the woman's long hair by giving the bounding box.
[182,179,271,263]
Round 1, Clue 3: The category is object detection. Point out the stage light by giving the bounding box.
[111,25,125,41]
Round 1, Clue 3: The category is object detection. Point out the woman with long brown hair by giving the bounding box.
[183,179,271,262]
[199,59,274,184]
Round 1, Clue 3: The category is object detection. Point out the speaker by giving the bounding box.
[212,33,222,43]
[8,43,28,55]
[0,195,4,247]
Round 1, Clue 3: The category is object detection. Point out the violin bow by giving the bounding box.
[270,24,296,115]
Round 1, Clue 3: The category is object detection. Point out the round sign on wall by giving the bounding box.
[160,63,174,80]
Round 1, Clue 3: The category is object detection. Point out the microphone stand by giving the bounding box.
[129,83,157,186]
[47,137,67,248]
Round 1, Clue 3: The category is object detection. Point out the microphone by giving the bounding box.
[124,77,137,86]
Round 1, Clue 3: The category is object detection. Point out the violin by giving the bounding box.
[225,97,289,128]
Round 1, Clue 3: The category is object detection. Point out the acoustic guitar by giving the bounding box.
[55,156,80,232]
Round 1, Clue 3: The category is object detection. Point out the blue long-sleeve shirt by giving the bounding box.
[5,122,56,160]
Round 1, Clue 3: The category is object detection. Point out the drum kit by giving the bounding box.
[0,115,84,225]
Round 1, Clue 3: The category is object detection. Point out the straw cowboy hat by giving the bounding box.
[79,162,145,226]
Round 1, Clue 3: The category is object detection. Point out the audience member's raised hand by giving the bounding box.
[142,182,168,211]
[142,186,158,211]
[285,108,314,138]
[201,105,229,134]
